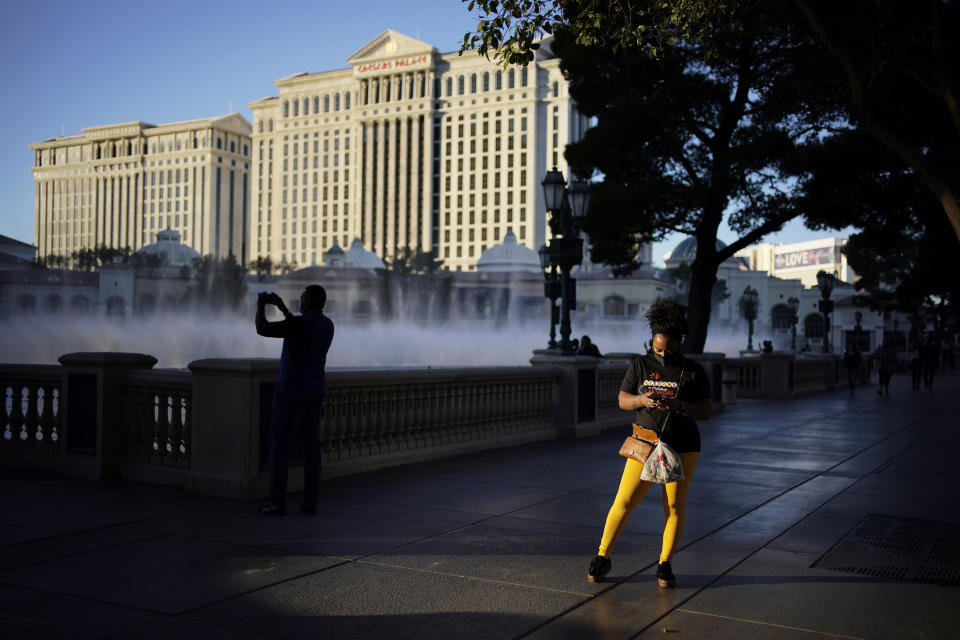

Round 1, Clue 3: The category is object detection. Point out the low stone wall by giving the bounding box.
[0,350,846,499]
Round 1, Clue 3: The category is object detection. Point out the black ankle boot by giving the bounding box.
[656,561,676,588]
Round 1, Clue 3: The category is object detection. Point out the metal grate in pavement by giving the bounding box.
[813,514,960,586]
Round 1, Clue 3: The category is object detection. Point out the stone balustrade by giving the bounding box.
[0,364,62,453]
[0,350,846,499]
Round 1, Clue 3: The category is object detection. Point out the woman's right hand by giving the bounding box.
[637,392,660,409]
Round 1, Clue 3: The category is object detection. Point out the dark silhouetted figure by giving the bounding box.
[920,337,940,391]
[762,340,773,354]
[578,335,602,357]
[910,350,923,391]
[876,342,897,397]
[256,286,334,516]
[843,345,861,395]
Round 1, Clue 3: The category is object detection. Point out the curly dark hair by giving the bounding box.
[645,299,689,339]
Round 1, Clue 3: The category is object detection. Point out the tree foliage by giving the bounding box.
[551,5,822,352]
[461,0,735,66]
[801,130,960,340]
[187,253,248,312]
[461,0,960,242]
[382,246,446,275]
[251,255,275,281]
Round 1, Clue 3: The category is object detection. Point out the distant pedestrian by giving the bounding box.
[876,342,897,397]
[762,340,773,354]
[587,300,712,589]
[910,350,923,391]
[920,337,940,390]
[577,335,602,357]
[843,345,861,395]
[256,286,335,516]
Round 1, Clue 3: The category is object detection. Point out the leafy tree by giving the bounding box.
[383,246,446,275]
[71,247,100,271]
[277,257,298,274]
[802,130,960,344]
[667,261,730,315]
[461,0,960,242]
[549,8,821,352]
[461,0,734,66]
[68,244,135,270]
[251,255,275,281]
[186,253,248,312]
[39,253,70,270]
[377,246,451,322]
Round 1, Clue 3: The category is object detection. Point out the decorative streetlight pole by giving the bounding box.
[538,244,561,349]
[854,310,863,351]
[788,296,800,351]
[816,270,836,353]
[741,286,759,352]
[541,168,590,355]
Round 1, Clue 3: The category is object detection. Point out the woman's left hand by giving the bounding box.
[657,398,682,412]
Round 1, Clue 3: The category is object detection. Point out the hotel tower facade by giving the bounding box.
[29,114,252,262]
[249,30,587,271]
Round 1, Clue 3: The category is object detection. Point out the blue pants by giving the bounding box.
[269,389,324,509]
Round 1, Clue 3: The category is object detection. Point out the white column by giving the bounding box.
[363,121,374,247]
[375,118,387,256]
[398,115,409,251]
[385,117,396,258]
[410,114,421,251]
[421,112,433,252]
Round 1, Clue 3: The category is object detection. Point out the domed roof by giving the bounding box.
[476,229,541,273]
[344,237,385,269]
[665,236,728,264]
[135,229,200,267]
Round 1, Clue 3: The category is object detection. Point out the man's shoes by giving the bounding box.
[656,561,676,588]
[258,504,286,516]
[299,505,317,515]
[587,555,611,583]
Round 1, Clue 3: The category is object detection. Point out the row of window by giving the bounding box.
[438,68,529,98]
[281,91,353,120]
[38,135,248,167]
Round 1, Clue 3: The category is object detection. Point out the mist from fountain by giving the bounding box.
[1,307,754,369]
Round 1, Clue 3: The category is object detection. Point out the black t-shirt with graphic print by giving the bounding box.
[619,353,711,453]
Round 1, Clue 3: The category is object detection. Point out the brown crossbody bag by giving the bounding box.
[618,362,684,464]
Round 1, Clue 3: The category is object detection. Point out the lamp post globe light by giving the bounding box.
[741,286,759,352]
[788,296,800,351]
[816,270,836,353]
[540,168,590,355]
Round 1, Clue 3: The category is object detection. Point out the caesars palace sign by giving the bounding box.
[354,55,430,75]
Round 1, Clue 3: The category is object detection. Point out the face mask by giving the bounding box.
[650,352,680,367]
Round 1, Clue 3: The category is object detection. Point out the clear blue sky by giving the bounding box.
[0,0,844,266]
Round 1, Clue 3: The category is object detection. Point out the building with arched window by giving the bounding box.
[248,29,585,274]
[30,114,252,264]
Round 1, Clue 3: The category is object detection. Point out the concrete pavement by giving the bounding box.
[1,370,958,639]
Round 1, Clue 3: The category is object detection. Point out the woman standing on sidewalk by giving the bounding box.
[587,300,713,588]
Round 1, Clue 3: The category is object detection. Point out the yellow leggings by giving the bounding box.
[597,451,699,563]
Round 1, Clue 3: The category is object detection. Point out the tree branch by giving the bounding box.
[719,210,798,262]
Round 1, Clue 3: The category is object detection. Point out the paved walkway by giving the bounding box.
[2,371,959,639]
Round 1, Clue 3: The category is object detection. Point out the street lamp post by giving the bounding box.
[741,286,759,352]
[541,168,590,356]
[854,310,863,351]
[816,270,836,353]
[788,296,800,351]
[538,244,561,349]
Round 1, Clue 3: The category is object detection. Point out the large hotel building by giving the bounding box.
[249,30,586,271]
[29,115,252,262]
[30,30,585,272]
